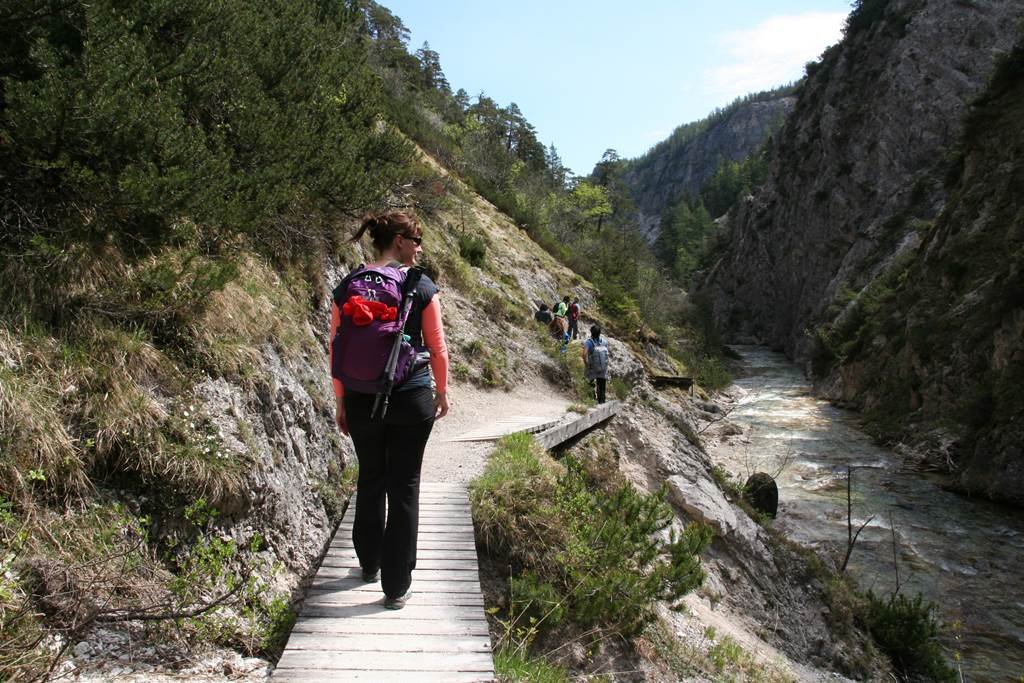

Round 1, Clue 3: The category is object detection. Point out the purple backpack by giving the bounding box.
[331,265,418,395]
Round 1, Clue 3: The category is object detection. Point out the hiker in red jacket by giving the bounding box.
[568,297,581,340]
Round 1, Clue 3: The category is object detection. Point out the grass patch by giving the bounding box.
[315,459,356,525]
[460,339,513,390]
[494,647,573,683]
[610,376,632,400]
[192,255,316,381]
[679,352,732,391]
[540,335,593,406]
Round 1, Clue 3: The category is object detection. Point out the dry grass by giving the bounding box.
[469,433,566,567]
[191,255,316,381]
[0,328,88,505]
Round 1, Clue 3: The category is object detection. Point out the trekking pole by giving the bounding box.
[372,267,424,420]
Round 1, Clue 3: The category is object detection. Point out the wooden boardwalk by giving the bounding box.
[274,483,495,682]
[449,415,560,442]
[534,400,620,449]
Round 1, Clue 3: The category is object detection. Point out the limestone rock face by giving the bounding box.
[621,96,795,242]
[193,261,355,578]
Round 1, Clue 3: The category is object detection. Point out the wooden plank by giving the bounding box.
[276,649,494,672]
[310,577,482,593]
[313,567,479,582]
[304,589,483,607]
[291,617,490,636]
[449,415,560,442]
[281,632,491,653]
[328,527,477,545]
[275,480,495,683]
[322,548,479,561]
[332,534,477,547]
[296,603,485,620]
[329,539,478,551]
[534,400,620,449]
[320,557,481,571]
[273,668,494,682]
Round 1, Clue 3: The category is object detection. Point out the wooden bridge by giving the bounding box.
[274,402,621,681]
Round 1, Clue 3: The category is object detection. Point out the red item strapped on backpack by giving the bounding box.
[341,295,398,326]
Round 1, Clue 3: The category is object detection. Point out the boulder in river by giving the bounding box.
[744,472,778,519]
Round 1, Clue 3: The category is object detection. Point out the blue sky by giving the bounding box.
[383,1,852,176]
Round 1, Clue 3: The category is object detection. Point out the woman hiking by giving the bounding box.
[329,211,450,609]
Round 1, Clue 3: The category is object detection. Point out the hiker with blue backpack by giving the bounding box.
[329,211,449,610]
[582,324,610,404]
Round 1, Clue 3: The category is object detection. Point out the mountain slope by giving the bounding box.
[621,91,795,241]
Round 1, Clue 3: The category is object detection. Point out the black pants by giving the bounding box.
[345,386,435,598]
[591,377,606,404]
[568,319,579,340]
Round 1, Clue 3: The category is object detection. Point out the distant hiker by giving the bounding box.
[583,324,610,404]
[550,315,569,344]
[553,295,569,319]
[329,211,450,611]
[568,297,581,340]
[534,303,553,324]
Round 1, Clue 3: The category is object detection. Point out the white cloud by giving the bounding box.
[704,12,846,100]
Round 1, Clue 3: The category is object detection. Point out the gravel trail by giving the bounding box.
[421,380,572,485]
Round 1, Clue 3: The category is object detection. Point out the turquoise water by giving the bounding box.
[713,346,1024,682]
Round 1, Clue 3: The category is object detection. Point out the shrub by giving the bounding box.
[458,233,487,267]
[470,435,712,639]
[866,592,956,681]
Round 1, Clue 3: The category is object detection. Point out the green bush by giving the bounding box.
[470,434,712,639]
[867,592,956,681]
[458,233,487,267]
[610,376,632,400]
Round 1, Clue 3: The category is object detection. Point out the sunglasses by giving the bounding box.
[402,234,423,245]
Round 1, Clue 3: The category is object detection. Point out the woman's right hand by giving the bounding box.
[335,396,349,435]
[434,390,450,419]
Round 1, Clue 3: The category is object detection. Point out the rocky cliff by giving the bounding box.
[818,38,1024,505]
[694,0,1024,504]
[622,94,794,242]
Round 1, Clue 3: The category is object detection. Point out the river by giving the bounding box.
[708,346,1024,682]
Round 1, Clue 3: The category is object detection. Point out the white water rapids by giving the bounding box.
[707,347,1024,681]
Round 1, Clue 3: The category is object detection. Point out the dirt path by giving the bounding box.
[421,381,572,485]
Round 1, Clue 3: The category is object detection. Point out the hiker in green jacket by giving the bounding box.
[553,295,569,319]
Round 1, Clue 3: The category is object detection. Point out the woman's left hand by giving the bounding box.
[434,390,450,419]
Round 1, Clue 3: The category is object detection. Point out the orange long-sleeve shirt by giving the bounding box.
[330,295,448,398]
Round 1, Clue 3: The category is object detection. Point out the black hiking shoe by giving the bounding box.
[383,589,412,610]
[361,567,379,583]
